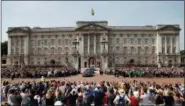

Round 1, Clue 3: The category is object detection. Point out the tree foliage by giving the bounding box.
[180,50,185,55]
[1,41,8,56]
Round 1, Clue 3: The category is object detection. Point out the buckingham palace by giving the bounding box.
[6,21,181,70]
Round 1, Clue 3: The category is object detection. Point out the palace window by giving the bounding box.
[152,46,156,54]
[21,39,24,46]
[167,46,170,54]
[63,39,65,45]
[58,47,62,54]
[134,34,137,37]
[142,38,145,45]
[138,47,142,54]
[172,37,176,45]
[162,37,165,45]
[65,39,68,45]
[116,38,120,44]
[167,37,170,45]
[127,39,131,45]
[162,47,165,53]
[138,38,141,45]
[65,47,69,52]
[145,38,148,45]
[38,48,41,54]
[131,47,135,54]
[123,47,127,54]
[124,38,127,45]
[51,39,54,45]
[172,47,176,53]
[145,46,149,54]
[127,34,130,37]
[51,47,55,54]
[38,40,41,46]
[152,38,155,44]
[120,34,123,37]
[44,39,47,45]
[116,46,120,52]
[131,38,134,45]
[44,48,48,54]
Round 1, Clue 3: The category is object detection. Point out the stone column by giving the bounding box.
[171,36,173,53]
[24,36,29,65]
[88,34,90,54]
[165,36,167,54]
[176,35,180,65]
[74,57,79,69]
[102,57,108,71]
[176,36,180,53]
[8,37,11,55]
[24,37,29,54]
[7,37,12,65]
[94,34,96,54]
[156,33,160,67]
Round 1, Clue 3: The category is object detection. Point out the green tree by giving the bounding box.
[1,41,8,56]
[180,50,185,55]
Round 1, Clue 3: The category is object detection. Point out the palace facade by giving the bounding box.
[7,21,181,70]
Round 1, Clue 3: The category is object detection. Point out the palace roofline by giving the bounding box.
[7,23,180,33]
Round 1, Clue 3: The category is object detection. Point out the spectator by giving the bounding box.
[113,89,131,106]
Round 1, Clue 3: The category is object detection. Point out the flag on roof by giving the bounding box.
[91,8,95,16]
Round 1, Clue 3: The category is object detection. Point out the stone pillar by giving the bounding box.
[24,36,29,65]
[156,33,160,67]
[102,57,108,71]
[79,33,83,55]
[176,36,180,53]
[165,36,167,54]
[171,36,173,54]
[74,57,79,69]
[24,37,28,54]
[88,34,90,54]
[7,37,11,65]
[94,34,96,54]
[176,35,180,65]
[8,37,11,55]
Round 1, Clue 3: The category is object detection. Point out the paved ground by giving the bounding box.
[2,73,184,85]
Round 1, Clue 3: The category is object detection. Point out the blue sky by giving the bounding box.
[2,1,184,50]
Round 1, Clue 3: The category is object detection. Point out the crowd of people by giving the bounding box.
[1,79,185,106]
[105,67,184,78]
[1,67,184,79]
[1,67,80,79]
